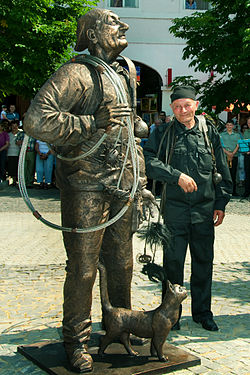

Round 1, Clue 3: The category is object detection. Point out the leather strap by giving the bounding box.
[120,55,137,112]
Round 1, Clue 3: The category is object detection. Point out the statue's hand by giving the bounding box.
[141,188,159,221]
[94,102,131,129]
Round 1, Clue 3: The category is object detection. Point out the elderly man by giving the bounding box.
[24,8,152,373]
[144,86,232,332]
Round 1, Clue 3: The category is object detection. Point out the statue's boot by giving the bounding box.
[65,343,93,373]
[63,317,93,373]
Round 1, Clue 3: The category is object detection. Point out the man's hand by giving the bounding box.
[226,152,233,161]
[213,210,225,227]
[178,173,197,193]
[94,102,131,129]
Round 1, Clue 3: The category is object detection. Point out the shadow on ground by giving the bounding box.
[135,261,250,305]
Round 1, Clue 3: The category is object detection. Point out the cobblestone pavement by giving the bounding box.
[0,184,249,375]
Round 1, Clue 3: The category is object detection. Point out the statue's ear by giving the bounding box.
[87,29,98,44]
[166,279,173,293]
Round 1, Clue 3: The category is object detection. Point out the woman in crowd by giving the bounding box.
[35,140,54,189]
[242,117,250,198]
[7,120,20,186]
[0,121,10,183]
[237,123,248,187]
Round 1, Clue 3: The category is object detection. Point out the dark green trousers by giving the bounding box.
[163,220,214,322]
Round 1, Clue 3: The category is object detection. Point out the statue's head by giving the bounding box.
[75,9,129,57]
[164,280,188,304]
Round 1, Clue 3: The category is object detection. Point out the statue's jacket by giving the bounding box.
[24,59,146,194]
[143,118,232,223]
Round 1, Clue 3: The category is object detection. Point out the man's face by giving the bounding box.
[155,118,162,127]
[94,11,129,55]
[159,112,166,122]
[11,123,18,132]
[225,122,234,131]
[170,98,199,125]
[10,105,15,113]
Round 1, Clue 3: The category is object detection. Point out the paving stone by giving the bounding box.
[188,365,210,374]
[204,372,227,375]
[200,359,222,371]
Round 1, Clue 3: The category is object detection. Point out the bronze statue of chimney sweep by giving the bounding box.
[24,8,155,373]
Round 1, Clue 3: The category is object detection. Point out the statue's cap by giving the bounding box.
[170,85,196,103]
[75,9,108,52]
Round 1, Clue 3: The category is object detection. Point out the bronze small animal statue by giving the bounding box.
[98,262,187,362]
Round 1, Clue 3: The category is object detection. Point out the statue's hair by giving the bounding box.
[75,8,111,52]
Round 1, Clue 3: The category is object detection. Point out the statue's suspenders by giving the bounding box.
[119,55,137,114]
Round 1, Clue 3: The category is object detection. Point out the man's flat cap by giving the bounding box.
[170,85,196,103]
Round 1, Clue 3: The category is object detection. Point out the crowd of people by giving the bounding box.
[219,117,250,198]
[0,104,56,189]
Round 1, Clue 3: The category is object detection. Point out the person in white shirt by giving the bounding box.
[7,120,20,186]
[35,140,54,189]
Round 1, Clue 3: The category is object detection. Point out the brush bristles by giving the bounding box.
[137,222,172,250]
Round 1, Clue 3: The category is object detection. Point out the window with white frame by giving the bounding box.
[109,0,139,8]
[185,0,211,10]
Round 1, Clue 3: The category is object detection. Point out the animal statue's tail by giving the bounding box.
[98,262,112,312]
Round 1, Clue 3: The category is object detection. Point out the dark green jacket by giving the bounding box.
[143,117,232,223]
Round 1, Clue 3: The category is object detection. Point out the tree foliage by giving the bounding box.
[170,0,250,114]
[0,0,98,99]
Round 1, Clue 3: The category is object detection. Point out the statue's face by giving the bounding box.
[94,11,129,55]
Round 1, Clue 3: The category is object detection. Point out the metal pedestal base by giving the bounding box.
[18,333,200,375]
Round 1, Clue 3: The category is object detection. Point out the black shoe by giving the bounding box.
[232,192,239,197]
[171,321,180,330]
[242,192,250,198]
[194,318,218,331]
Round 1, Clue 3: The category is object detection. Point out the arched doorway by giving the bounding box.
[134,61,163,117]
[118,59,163,125]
